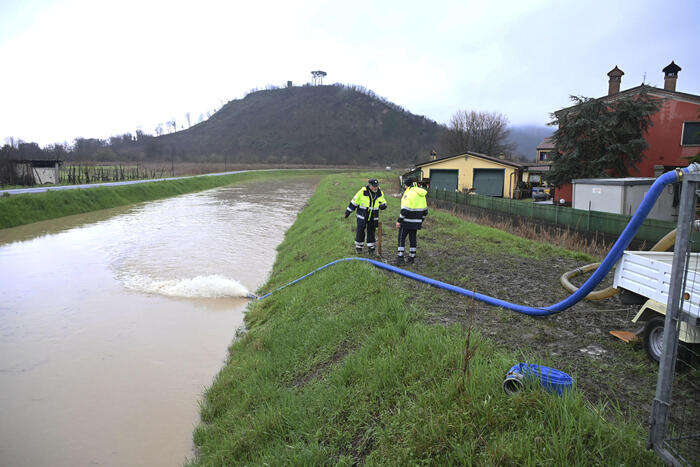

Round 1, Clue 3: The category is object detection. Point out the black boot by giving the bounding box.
[356,248,363,255]
[406,256,415,264]
[367,247,376,256]
[395,255,404,265]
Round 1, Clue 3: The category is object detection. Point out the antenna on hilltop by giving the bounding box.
[311,70,327,85]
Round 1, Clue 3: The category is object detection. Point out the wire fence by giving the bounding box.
[647,175,699,466]
[59,164,171,185]
[428,188,681,245]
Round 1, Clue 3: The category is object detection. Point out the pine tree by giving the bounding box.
[545,89,661,187]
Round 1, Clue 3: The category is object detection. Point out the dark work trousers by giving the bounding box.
[397,227,417,257]
[355,220,377,249]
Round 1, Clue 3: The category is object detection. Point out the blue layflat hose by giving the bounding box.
[503,363,573,395]
[256,168,692,316]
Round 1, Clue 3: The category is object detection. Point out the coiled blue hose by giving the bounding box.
[256,168,692,316]
[503,363,573,395]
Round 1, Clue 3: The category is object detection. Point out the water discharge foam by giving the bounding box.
[123,274,250,298]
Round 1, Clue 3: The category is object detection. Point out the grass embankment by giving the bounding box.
[192,173,656,465]
[0,170,327,229]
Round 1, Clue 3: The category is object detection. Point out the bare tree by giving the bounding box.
[155,124,164,136]
[167,119,176,133]
[442,110,515,156]
[198,113,205,123]
[185,112,191,128]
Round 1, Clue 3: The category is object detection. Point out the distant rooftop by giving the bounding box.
[414,151,526,169]
[536,137,555,150]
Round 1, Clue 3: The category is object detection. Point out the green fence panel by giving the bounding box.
[426,190,681,244]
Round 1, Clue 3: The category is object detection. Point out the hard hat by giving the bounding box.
[368,178,379,187]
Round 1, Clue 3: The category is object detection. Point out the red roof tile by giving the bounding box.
[537,137,555,150]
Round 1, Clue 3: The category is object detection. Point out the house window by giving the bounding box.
[682,122,700,146]
[539,151,551,161]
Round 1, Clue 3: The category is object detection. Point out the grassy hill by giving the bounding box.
[157,84,445,165]
[3,84,556,167]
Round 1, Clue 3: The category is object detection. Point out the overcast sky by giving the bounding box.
[1,0,698,147]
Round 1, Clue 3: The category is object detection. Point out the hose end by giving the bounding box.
[680,163,700,180]
[503,372,524,395]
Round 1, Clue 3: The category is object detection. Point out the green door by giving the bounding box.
[430,169,458,191]
[473,169,505,197]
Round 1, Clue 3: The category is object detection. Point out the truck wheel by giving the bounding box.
[643,317,665,363]
[642,317,697,368]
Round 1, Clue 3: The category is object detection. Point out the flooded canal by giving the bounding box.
[0,178,315,466]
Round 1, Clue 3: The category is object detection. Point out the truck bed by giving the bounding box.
[613,251,700,319]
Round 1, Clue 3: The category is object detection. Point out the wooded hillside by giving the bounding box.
[156,84,445,165]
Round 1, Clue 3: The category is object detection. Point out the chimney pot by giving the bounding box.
[607,66,624,96]
[662,61,681,92]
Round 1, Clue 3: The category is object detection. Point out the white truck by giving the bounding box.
[613,250,700,362]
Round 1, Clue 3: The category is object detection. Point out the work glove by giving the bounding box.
[344,211,350,218]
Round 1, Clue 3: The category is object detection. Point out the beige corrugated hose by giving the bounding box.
[560,229,677,301]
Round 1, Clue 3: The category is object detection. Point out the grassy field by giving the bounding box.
[0,169,328,229]
[191,172,658,465]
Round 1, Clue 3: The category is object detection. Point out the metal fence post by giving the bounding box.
[587,201,591,231]
[648,177,696,462]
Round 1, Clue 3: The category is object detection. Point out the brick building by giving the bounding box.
[551,61,700,204]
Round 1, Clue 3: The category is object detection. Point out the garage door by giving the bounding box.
[430,169,458,191]
[473,169,505,197]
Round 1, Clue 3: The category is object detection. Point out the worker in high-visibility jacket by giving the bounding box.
[344,178,387,254]
[395,179,428,264]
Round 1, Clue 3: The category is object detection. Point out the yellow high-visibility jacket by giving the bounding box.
[346,186,387,224]
[398,185,428,229]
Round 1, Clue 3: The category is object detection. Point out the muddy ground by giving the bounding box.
[372,212,696,433]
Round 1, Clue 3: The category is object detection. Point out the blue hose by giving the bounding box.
[256,168,691,316]
[503,363,573,395]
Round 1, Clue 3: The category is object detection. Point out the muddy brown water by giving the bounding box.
[0,178,315,466]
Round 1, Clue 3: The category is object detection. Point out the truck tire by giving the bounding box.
[642,317,697,368]
[643,317,665,363]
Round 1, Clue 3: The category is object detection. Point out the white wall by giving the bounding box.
[32,167,58,184]
[573,184,623,213]
[573,181,677,221]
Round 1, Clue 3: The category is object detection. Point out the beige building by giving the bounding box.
[12,159,62,185]
[522,137,555,185]
[412,152,525,198]
[535,137,555,164]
